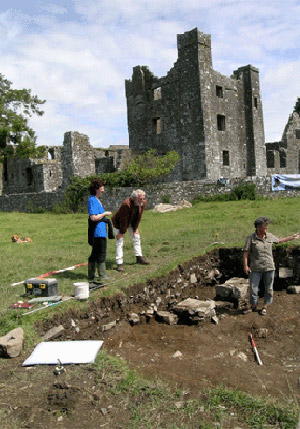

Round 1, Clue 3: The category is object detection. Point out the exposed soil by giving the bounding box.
[1,248,300,428]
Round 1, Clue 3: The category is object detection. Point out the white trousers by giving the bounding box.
[114,226,143,265]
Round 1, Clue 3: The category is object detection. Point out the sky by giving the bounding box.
[0,0,299,148]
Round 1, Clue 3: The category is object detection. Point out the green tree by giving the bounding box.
[15,135,46,159]
[125,149,180,185]
[0,73,46,159]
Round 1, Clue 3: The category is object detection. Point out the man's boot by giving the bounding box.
[116,264,125,272]
[136,256,150,265]
[88,261,96,281]
[97,262,111,281]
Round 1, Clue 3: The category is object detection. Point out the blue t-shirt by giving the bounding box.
[88,196,107,238]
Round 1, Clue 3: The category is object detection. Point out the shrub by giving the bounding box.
[192,183,257,204]
[27,200,47,213]
[63,176,91,212]
[125,149,180,186]
[161,194,171,203]
[233,183,257,200]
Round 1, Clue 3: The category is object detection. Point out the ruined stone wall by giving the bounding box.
[95,156,115,174]
[111,147,132,171]
[207,70,246,179]
[1,133,130,196]
[125,32,207,182]
[41,161,63,191]
[5,158,37,194]
[126,28,266,182]
[4,158,62,194]
[266,111,300,175]
[47,146,62,160]
[266,141,287,174]
[0,190,65,212]
[95,146,132,173]
[2,176,300,213]
[283,112,300,173]
[61,131,95,188]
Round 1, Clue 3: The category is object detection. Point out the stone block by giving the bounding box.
[128,313,140,326]
[287,285,300,294]
[156,311,178,325]
[190,273,197,284]
[42,325,65,341]
[279,267,293,278]
[0,327,24,358]
[211,315,219,324]
[215,284,232,299]
[102,320,117,332]
[232,284,248,300]
[214,301,234,310]
[216,278,248,301]
[224,277,248,287]
[173,298,215,322]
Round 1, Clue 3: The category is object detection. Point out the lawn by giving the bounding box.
[1,197,300,313]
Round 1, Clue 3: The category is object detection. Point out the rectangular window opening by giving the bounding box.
[3,159,8,182]
[216,85,223,98]
[254,97,258,109]
[152,117,161,134]
[280,150,286,168]
[217,114,226,131]
[266,151,275,168]
[153,87,162,101]
[295,129,300,139]
[26,167,33,186]
[223,150,230,166]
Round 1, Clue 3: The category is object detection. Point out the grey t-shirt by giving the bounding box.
[244,232,279,272]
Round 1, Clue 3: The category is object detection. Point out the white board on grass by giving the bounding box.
[22,340,103,366]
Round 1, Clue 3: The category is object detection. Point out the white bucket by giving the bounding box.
[73,282,89,300]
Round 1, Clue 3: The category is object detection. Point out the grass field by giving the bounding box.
[1,196,300,427]
[1,197,300,312]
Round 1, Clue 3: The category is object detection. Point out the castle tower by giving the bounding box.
[176,28,212,180]
[234,65,266,176]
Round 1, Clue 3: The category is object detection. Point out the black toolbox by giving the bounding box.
[24,278,58,297]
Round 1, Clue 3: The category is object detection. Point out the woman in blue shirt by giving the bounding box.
[88,178,112,284]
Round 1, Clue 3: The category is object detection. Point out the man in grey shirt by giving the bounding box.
[243,217,300,315]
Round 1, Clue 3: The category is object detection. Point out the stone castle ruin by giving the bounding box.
[126,27,300,181]
[266,109,300,173]
[0,132,131,195]
[0,27,300,200]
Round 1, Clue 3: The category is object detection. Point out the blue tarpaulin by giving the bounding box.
[272,174,300,191]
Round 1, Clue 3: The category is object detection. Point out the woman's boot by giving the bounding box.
[97,262,111,281]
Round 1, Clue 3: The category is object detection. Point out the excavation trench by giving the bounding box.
[40,246,300,401]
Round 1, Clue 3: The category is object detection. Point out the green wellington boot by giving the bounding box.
[97,262,111,281]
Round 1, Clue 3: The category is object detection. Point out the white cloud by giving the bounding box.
[38,2,67,15]
[0,0,299,147]
[262,60,300,142]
